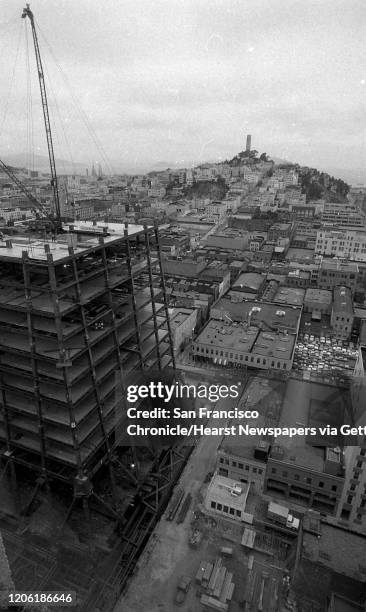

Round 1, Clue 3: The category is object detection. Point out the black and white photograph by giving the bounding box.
[0,1,366,611]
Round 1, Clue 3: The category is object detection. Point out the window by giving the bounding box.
[258,469,263,475]
[229,508,235,515]
[252,467,257,474]
[319,481,324,488]
[236,510,241,517]
[232,461,237,468]
[219,457,224,464]
[223,505,229,513]
[245,465,249,471]
[294,474,300,481]
[331,485,337,492]
[211,501,216,509]
[282,471,288,478]
[217,503,222,511]
[306,477,311,484]
[272,468,277,474]
[238,463,243,470]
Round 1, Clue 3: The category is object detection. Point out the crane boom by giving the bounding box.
[22,3,61,229]
[0,158,56,227]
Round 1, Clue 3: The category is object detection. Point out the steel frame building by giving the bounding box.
[0,220,176,521]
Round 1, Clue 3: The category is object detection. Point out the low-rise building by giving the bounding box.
[304,288,333,316]
[193,299,301,371]
[318,260,358,294]
[264,380,346,515]
[205,474,250,521]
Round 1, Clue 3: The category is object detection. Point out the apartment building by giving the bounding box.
[315,228,366,262]
[321,202,365,227]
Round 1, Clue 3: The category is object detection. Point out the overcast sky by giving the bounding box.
[0,0,365,179]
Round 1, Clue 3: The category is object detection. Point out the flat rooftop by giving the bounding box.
[320,259,359,273]
[195,319,257,352]
[286,247,315,261]
[254,329,295,360]
[303,522,366,579]
[305,288,333,306]
[0,222,149,262]
[211,297,302,331]
[333,287,353,316]
[269,379,349,472]
[207,474,249,508]
[274,286,305,306]
[220,377,286,460]
[196,313,297,364]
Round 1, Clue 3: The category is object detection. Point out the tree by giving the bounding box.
[259,152,269,162]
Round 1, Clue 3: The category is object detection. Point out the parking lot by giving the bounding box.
[293,332,358,383]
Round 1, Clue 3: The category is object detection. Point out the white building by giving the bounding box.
[0,207,33,222]
[148,186,166,198]
[315,228,366,262]
[205,474,250,522]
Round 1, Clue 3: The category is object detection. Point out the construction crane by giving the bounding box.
[0,158,57,232]
[21,3,62,232]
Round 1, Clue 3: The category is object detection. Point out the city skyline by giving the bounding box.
[0,0,365,181]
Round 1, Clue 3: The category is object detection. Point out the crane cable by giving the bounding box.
[24,20,35,174]
[0,20,22,139]
[41,54,76,176]
[35,20,115,175]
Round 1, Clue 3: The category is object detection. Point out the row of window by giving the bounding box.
[210,501,242,517]
[219,457,263,475]
[194,345,290,369]
[270,468,338,492]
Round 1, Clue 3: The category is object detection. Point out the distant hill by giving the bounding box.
[2,153,86,175]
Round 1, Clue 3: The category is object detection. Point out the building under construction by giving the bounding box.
[0,7,194,609]
[0,218,177,490]
[0,220,196,609]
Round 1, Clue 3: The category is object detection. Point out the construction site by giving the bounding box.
[0,217,201,609]
[0,6,197,610]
